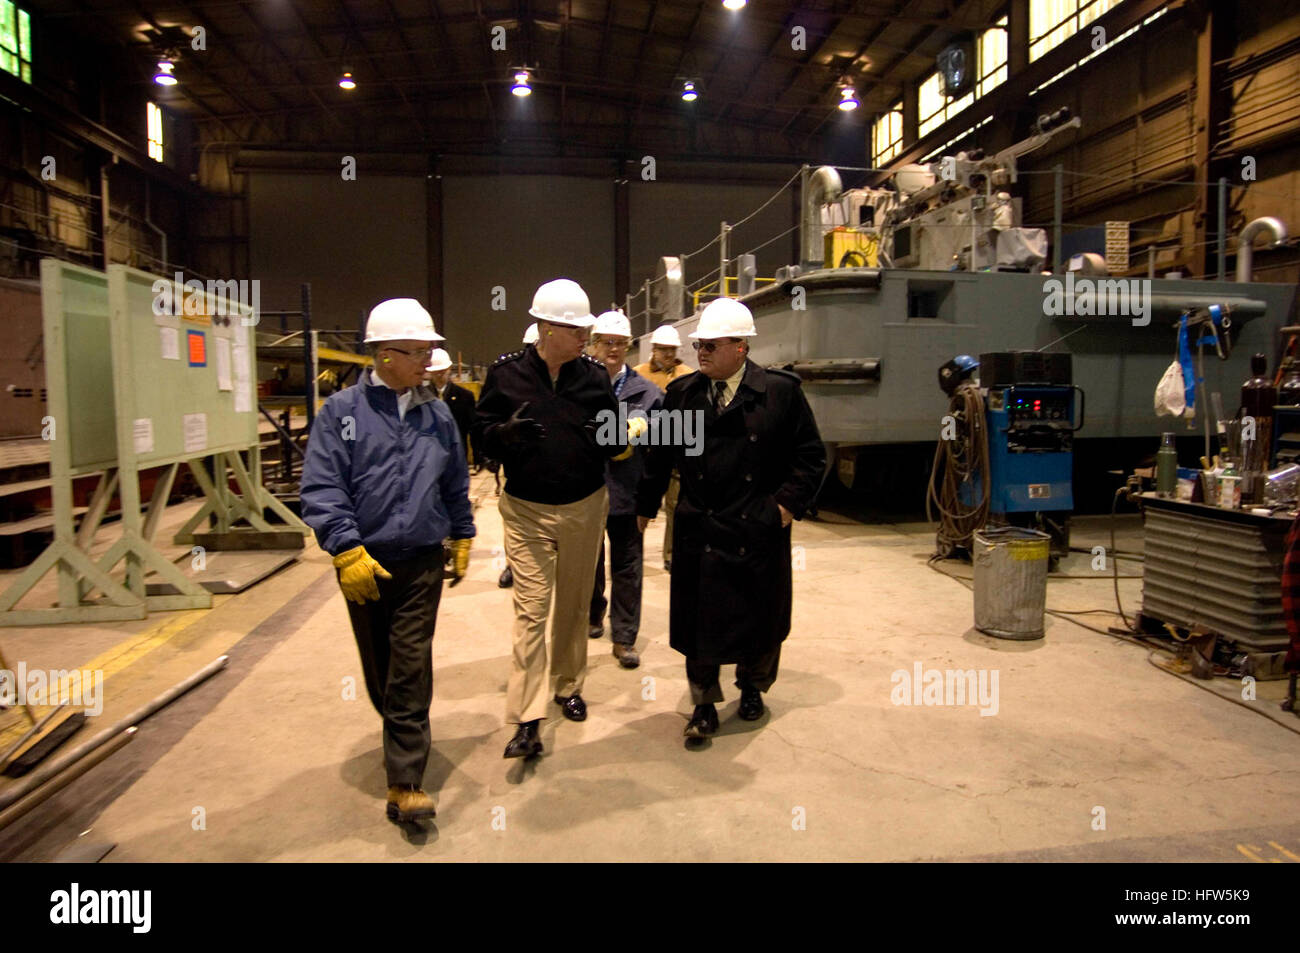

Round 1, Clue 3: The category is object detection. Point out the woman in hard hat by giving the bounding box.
[636,298,825,741]
[474,279,632,760]
[588,310,663,670]
[300,298,476,823]
[635,324,695,572]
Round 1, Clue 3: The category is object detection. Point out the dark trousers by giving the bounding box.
[589,514,643,646]
[686,646,782,706]
[344,547,444,787]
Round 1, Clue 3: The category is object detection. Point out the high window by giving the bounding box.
[147,102,165,163]
[1029,0,1123,62]
[871,101,904,167]
[0,1,31,83]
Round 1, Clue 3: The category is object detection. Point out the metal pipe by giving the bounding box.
[1053,164,1063,272]
[0,704,65,770]
[0,655,229,813]
[1236,216,1288,283]
[800,166,842,270]
[143,179,168,274]
[0,728,135,832]
[1216,177,1227,281]
[718,223,730,297]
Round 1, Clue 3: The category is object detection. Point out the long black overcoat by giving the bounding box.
[637,359,825,664]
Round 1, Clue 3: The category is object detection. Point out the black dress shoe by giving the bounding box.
[503,720,543,759]
[684,703,718,738]
[554,694,587,721]
[738,688,765,721]
[498,566,514,588]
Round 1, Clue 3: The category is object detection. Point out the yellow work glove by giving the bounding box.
[332,545,392,604]
[613,416,649,462]
[447,538,471,587]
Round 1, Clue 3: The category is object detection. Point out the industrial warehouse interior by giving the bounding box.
[1,0,1299,898]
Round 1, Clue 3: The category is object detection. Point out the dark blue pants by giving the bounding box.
[589,514,643,646]
[344,547,444,787]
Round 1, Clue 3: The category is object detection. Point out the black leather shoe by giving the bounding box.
[554,694,587,721]
[503,720,543,759]
[588,622,603,639]
[684,703,718,738]
[498,566,514,588]
[738,688,765,721]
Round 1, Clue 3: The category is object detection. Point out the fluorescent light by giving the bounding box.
[154,60,177,86]
[512,70,532,97]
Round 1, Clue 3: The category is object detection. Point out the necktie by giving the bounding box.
[713,379,727,414]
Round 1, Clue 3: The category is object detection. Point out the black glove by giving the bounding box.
[495,402,546,448]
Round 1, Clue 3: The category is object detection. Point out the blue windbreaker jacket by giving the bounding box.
[300,370,476,561]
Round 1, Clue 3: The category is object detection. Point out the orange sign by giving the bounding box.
[187,330,207,366]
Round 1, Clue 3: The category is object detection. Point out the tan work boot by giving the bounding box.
[386,785,437,822]
[613,642,640,669]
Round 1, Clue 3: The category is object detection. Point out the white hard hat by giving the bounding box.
[365,298,444,343]
[592,310,632,338]
[650,324,682,347]
[528,278,594,327]
[426,348,452,372]
[689,297,756,339]
[523,323,539,344]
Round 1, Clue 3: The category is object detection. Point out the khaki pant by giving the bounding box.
[500,486,608,723]
[663,470,680,564]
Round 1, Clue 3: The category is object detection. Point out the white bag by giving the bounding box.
[1154,360,1186,417]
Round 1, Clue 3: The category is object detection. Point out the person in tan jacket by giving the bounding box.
[634,324,694,571]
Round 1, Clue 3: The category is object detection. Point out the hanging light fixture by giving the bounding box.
[681,80,698,102]
[338,70,357,90]
[722,0,747,10]
[837,84,860,111]
[153,59,178,86]
[511,70,532,97]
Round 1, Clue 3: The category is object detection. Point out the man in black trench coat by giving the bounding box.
[636,297,825,738]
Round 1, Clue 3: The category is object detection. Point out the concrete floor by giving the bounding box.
[2,475,1299,862]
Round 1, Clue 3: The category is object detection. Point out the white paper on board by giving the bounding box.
[233,387,252,414]
[233,320,249,347]
[133,418,154,454]
[232,343,251,383]
[160,326,181,360]
[215,338,233,391]
[182,413,207,453]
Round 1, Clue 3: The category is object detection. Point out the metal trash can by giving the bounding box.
[972,526,1050,640]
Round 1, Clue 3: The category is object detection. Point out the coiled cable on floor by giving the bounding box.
[926,381,989,554]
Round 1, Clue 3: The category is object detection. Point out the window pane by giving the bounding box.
[0,2,16,55]
[18,7,28,60]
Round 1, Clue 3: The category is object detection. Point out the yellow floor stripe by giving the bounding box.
[1236,844,1267,862]
[10,610,206,715]
[1268,841,1300,862]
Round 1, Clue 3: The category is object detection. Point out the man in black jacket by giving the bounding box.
[473,278,634,759]
[637,297,825,740]
[426,348,476,468]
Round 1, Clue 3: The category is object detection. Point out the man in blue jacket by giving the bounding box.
[301,298,475,823]
[588,311,662,669]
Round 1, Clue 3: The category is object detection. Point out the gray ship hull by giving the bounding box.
[648,269,1297,447]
